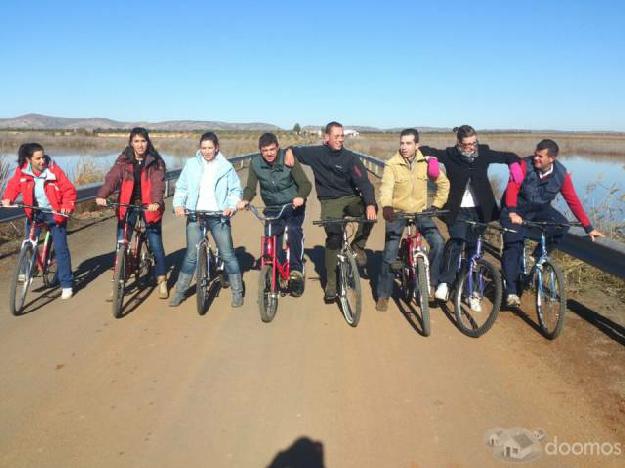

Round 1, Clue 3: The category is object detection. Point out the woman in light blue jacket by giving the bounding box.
[169,132,244,307]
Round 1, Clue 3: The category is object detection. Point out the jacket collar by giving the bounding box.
[388,149,426,167]
[21,161,57,181]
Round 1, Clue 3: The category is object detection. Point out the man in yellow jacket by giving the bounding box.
[376,128,450,311]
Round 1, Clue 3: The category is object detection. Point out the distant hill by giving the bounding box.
[0,114,282,131]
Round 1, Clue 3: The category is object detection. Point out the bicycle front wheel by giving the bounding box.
[338,254,362,327]
[534,261,566,340]
[135,238,154,288]
[112,245,127,319]
[416,257,431,337]
[453,259,501,338]
[196,242,209,314]
[42,242,57,288]
[258,265,278,322]
[10,244,36,316]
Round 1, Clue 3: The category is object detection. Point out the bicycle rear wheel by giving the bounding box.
[196,242,209,314]
[453,259,501,338]
[10,244,36,316]
[42,242,57,288]
[338,254,361,327]
[534,261,566,340]
[258,265,278,322]
[416,257,431,337]
[112,245,127,319]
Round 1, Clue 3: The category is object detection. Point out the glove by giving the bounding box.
[426,156,440,179]
[382,206,394,222]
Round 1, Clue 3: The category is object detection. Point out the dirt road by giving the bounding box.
[0,173,623,467]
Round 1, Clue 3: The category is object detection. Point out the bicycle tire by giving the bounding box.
[112,245,127,319]
[416,257,431,337]
[453,259,501,338]
[135,237,154,288]
[258,265,278,322]
[399,241,415,303]
[196,241,209,314]
[534,260,566,340]
[9,244,36,316]
[42,241,57,288]
[338,254,362,327]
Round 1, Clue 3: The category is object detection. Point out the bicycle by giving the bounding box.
[106,202,154,318]
[394,210,448,337]
[184,209,227,315]
[312,216,376,327]
[6,204,67,315]
[248,204,305,323]
[515,220,578,340]
[446,220,516,338]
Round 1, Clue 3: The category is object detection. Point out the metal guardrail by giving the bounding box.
[0,153,255,224]
[353,152,625,280]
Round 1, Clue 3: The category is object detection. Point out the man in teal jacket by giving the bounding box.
[238,133,312,295]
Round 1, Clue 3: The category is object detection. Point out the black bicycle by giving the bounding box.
[312,216,375,327]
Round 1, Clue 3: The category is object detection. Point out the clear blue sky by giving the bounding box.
[2,0,624,131]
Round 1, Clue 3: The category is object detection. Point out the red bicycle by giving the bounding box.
[6,204,67,315]
[249,204,305,322]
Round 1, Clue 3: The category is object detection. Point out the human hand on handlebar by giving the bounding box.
[174,206,186,217]
[366,205,377,221]
[223,208,235,217]
[292,197,304,208]
[237,200,249,210]
[95,197,108,207]
[509,212,523,225]
[147,203,160,212]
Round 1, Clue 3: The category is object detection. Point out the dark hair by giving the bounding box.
[258,132,279,149]
[324,121,343,134]
[536,139,559,158]
[122,127,162,162]
[17,142,45,167]
[400,128,419,143]
[199,131,219,148]
[453,124,477,141]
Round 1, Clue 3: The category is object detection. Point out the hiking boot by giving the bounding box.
[169,272,193,307]
[157,275,168,299]
[324,285,337,303]
[506,294,521,308]
[434,283,449,301]
[376,297,389,312]
[351,244,367,268]
[229,274,244,308]
[289,270,305,297]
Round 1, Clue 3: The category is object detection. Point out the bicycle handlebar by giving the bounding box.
[463,220,517,234]
[248,204,291,222]
[1,204,70,218]
[103,201,148,211]
[313,216,377,226]
[395,209,450,220]
[522,220,582,229]
[184,209,225,218]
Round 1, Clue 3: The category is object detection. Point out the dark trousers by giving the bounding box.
[376,216,444,299]
[500,205,569,295]
[25,213,73,289]
[439,208,485,285]
[264,205,306,273]
[319,195,372,289]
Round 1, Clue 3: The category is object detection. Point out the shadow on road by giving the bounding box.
[304,246,325,288]
[567,299,625,346]
[267,436,325,468]
[73,251,114,294]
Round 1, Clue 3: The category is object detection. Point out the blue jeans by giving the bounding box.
[500,205,569,295]
[25,213,73,289]
[439,208,485,285]
[117,208,167,277]
[377,216,444,299]
[178,217,241,276]
[263,205,305,273]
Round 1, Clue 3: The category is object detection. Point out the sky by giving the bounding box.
[1,0,624,131]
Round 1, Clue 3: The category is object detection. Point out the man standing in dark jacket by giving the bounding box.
[419,125,520,302]
[286,121,377,302]
[238,133,312,295]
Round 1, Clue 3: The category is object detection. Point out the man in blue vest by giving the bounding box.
[238,133,312,295]
[500,139,603,307]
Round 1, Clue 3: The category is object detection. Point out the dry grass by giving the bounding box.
[552,250,625,299]
[69,158,105,186]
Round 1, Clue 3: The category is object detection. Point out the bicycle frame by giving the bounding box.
[401,218,431,293]
[23,219,54,274]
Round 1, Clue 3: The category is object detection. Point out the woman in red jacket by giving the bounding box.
[95,127,168,299]
[2,143,77,299]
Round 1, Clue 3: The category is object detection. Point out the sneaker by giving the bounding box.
[506,294,521,308]
[376,297,389,312]
[17,273,26,283]
[289,270,305,297]
[434,283,449,301]
[60,288,73,300]
[324,285,337,303]
[468,293,482,313]
[352,244,367,268]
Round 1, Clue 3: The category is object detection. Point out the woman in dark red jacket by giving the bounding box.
[95,127,168,299]
[2,143,77,299]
